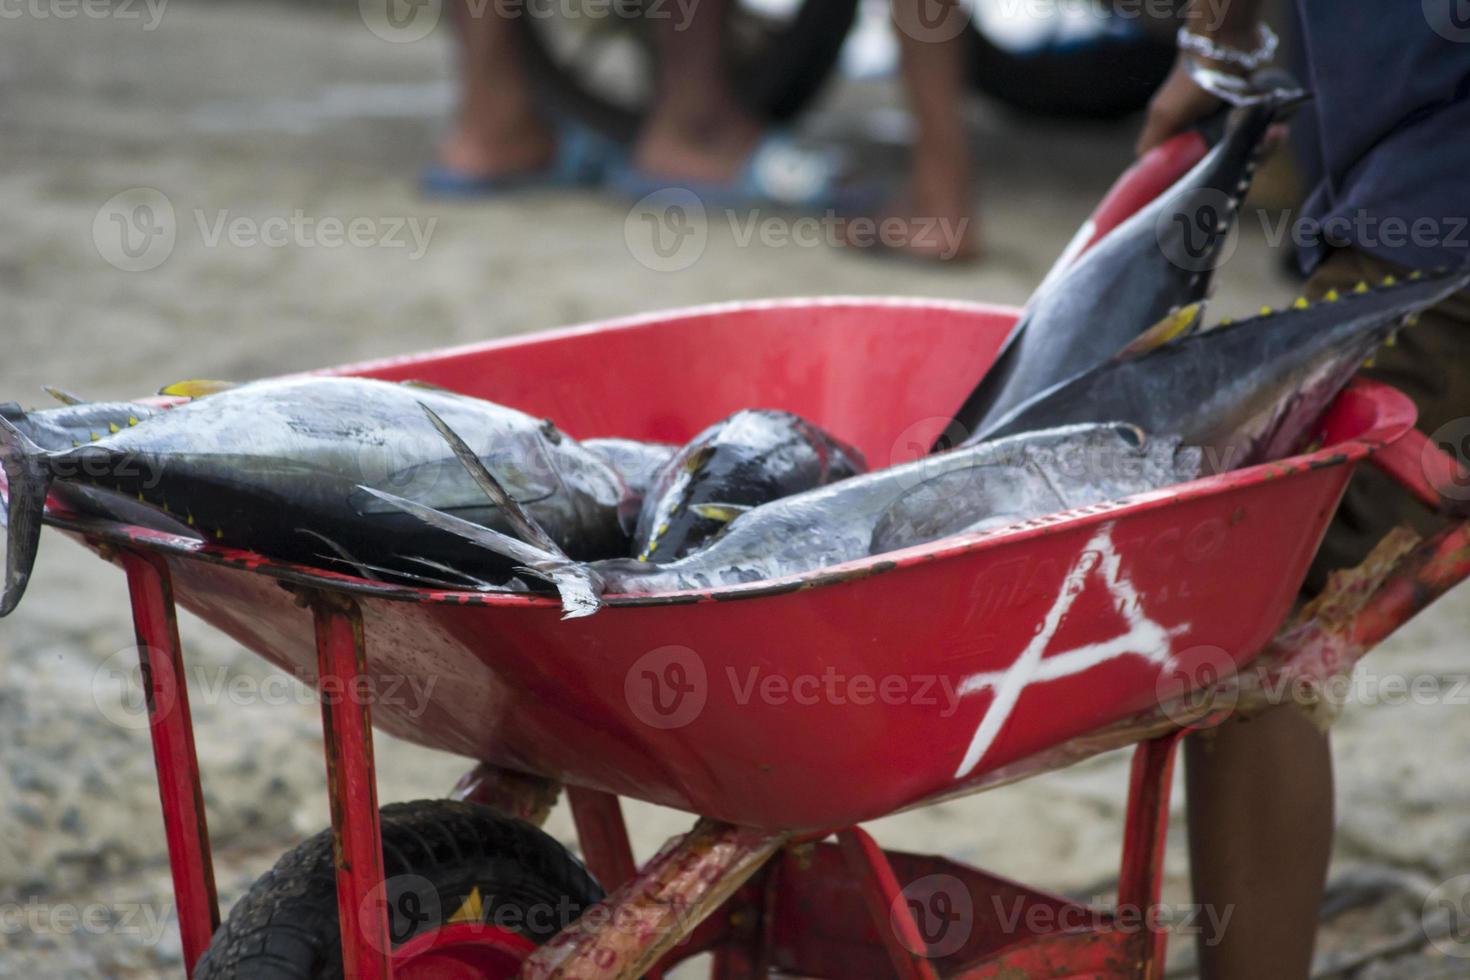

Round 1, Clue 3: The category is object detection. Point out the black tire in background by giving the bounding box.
[516,0,860,142]
[194,800,604,979]
[966,3,1179,119]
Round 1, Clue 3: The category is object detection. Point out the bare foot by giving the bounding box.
[436,111,557,179]
[843,145,978,262]
[631,104,763,184]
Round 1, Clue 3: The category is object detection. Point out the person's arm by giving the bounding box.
[1135,0,1271,155]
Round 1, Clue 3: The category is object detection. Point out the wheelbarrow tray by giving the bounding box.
[43,298,1417,830]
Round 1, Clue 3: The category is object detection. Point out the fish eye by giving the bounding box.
[1116,425,1147,450]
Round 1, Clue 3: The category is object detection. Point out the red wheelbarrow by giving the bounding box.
[16,135,1470,979]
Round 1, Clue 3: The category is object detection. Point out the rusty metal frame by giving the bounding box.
[310,592,393,980]
[567,787,640,894]
[103,418,1470,978]
[119,550,220,976]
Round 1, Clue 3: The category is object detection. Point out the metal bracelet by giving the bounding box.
[1176,22,1279,71]
[1182,57,1263,107]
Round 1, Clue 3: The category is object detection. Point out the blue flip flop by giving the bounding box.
[419,119,626,199]
[609,132,880,214]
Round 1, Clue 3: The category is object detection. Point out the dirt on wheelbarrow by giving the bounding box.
[1,4,1469,978]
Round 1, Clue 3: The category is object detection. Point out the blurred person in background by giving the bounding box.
[1138,1,1470,976]
[425,0,978,261]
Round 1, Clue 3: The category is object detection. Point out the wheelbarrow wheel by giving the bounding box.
[194,799,605,979]
[515,0,859,142]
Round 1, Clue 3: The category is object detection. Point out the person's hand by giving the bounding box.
[1135,56,1225,157]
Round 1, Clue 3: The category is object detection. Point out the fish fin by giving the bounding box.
[689,502,752,524]
[157,380,236,399]
[683,445,715,474]
[309,551,480,591]
[1231,264,1470,327]
[0,415,55,617]
[399,380,457,393]
[357,485,604,618]
[398,555,498,590]
[42,386,85,406]
[1117,303,1205,358]
[417,404,566,558]
[295,529,383,582]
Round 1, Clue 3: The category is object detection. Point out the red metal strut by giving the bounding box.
[311,592,394,980]
[120,550,220,977]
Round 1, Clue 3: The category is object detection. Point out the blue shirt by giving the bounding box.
[1296,0,1470,270]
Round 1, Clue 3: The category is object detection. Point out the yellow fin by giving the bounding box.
[158,380,236,399]
[42,386,85,406]
[1324,289,1340,302]
[1293,297,1310,309]
[691,503,753,524]
[1381,274,1397,286]
[683,445,715,474]
[108,422,120,434]
[1118,303,1203,357]
[447,887,484,925]
[1354,281,1370,294]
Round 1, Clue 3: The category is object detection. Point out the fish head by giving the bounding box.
[633,409,864,563]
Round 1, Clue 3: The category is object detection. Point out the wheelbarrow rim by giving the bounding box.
[38,377,1418,613]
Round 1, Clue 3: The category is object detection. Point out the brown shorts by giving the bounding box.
[1303,249,1470,593]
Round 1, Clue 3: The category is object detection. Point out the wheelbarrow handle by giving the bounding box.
[1368,425,1470,517]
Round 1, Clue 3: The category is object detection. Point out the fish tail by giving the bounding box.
[1249,68,1311,116]
[0,414,54,617]
[355,485,606,619]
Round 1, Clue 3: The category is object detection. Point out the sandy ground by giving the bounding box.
[1,3,1468,978]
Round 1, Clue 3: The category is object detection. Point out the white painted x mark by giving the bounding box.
[953,523,1188,779]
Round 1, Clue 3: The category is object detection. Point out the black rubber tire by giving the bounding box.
[516,0,859,142]
[194,800,604,980]
[967,17,1177,119]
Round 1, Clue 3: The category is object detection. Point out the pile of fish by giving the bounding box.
[2,77,1467,619]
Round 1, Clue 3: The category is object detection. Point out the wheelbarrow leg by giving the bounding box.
[311,593,393,980]
[1117,730,1187,979]
[566,786,639,892]
[119,550,220,977]
[518,819,789,979]
[836,827,941,980]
